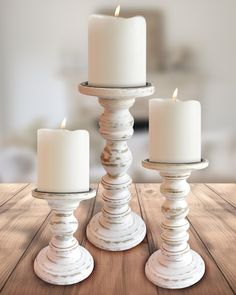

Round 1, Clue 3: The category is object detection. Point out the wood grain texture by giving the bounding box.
[136,183,234,295]
[206,183,236,208]
[0,183,28,206]
[0,183,50,291]
[0,184,98,295]
[189,184,236,293]
[0,183,235,295]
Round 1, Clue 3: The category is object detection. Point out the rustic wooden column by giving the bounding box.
[79,82,154,251]
[32,188,96,285]
[142,159,209,289]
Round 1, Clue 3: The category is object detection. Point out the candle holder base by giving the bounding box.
[86,211,146,251]
[142,159,209,289]
[34,244,93,286]
[32,188,96,285]
[79,82,154,251]
[145,249,205,289]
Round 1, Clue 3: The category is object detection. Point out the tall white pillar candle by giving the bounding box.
[149,90,201,163]
[37,121,89,193]
[88,6,146,87]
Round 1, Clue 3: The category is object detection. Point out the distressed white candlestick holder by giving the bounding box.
[79,82,154,251]
[32,188,96,285]
[142,159,209,289]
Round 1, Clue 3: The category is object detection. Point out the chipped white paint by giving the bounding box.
[79,82,154,251]
[142,159,209,289]
[32,188,96,285]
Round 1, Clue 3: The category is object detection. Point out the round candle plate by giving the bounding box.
[142,159,209,289]
[79,82,154,99]
[32,188,96,201]
[142,158,209,172]
[32,188,96,285]
[79,82,154,251]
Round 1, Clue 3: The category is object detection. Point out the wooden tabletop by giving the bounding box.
[0,183,235,295]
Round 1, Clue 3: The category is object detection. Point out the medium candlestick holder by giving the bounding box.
[142,159,209,289]
[79,82,154,251]
[32,188,96,285]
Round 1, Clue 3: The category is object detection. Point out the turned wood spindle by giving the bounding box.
[79,82,154,251]
[142,159,209,289]
[32,189,96,285]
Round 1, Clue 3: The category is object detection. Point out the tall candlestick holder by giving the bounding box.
[32,188,96,285]
[142,159,209,289]
[79,82,154,251]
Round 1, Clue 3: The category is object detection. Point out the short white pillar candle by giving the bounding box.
[88,6,146,87]
[149,89,201,163]
[37,119,89,193]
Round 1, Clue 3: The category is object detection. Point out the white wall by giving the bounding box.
[0,0,235,181]
[1,0,235,129]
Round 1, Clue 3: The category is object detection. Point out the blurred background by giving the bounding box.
[0,0,235,183]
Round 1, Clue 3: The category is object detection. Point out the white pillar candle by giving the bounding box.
[88,6,146,87]
[37,120,89,193]
[149,89,201,163]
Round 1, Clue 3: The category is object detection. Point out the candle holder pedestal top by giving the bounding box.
[32,188,96,285]
[142,159,209,289]
[79,82,154,99]
[142,158,209,172]
[79,82,155,251]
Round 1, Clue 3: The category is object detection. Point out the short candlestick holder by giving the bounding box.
[32,188,96,285]
[79,82,154,251]
[142,159,209,289]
